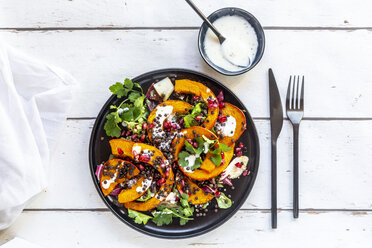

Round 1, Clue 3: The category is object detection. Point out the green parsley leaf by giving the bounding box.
[191,156,202,170]
[104,112,122,137]
[183,103,203,128]
[109,82,129,98]
[178,151,190,168]
[210,153,222,166]
[152,208,173,226]
[216,193,232,209]
[128,209,152,225]
[128,91,141,103]
[123,78,134,90]
[185,140,196,154]
[219,143,232,153]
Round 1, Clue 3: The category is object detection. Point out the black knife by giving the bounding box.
[268,68,283,229]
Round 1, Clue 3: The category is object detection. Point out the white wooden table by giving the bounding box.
[1,0,372,247]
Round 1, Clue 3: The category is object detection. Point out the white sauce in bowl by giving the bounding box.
[203,15,258,72]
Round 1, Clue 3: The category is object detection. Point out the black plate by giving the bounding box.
[89,68,260,239]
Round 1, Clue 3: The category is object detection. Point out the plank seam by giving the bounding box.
[1,26,372,31]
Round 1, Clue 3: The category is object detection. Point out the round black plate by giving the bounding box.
[89,68,260,239]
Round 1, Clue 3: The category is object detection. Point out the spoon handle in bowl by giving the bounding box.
[185,0,225,43]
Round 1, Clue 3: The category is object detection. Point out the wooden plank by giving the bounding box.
[1,0,372,28]
[26,119,372,210]
[1,29,372,118]
[1,210,371,247]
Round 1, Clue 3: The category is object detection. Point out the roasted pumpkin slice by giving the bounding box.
[100,159,140,196]
[172,126,218,173]
[147,100,191,143]
[118,176,153,203]
[124,169,174,211]
[109,139,134,159]
[216,103,247,147]
[179,144,235,181]
[175,79,219,129]
[176,174,214,205]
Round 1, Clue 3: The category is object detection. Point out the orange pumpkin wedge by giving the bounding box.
[147,100,191,143]
[100,159,140,196]
[176,174,214,205]
[175,79,219,129]
[109,139,134,159]
[118,176,152,203]
[217,103,247,147]
[179,144,235,181]
[124,169,174,211]
[172,126,218,173]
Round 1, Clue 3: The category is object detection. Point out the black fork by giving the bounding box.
[286,75,304,218]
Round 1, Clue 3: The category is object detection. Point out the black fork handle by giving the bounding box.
[271,141,277,228]
[293,124,300,218]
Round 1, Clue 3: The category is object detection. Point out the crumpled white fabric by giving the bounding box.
[0,43,77,230]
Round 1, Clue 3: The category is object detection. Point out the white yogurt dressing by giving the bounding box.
[132,145,142,156]
[203,142,210,154]
[102,172,117,189]
[152,105,174,150]
[184,154,200,173]
[203,15,258,72]
[215,115,236,137]
[222,156,249,179]
[136,178,153,193]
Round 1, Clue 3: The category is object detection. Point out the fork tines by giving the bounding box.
[286,76,304,111]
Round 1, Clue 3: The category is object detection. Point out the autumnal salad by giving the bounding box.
[95,77,250,226]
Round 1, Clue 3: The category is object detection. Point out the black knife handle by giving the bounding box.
[271,141,277,229]
[293,125,300,218]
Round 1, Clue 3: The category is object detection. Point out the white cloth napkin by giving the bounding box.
[1,238,44,248]
[0,43,77,230]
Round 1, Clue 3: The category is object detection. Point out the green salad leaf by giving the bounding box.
[216,193,232,209]
[104,78,148,137]
[183,103,204,128]
[152,194,194,226]
[208,143,233,166]
[128,209,152,225]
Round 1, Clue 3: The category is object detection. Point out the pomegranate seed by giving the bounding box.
[193,142,198,148]
[139,164,145,171]
[165,169,169,178]
[218,115,227,123]
[148,123,155,129]
[175,197,180,201]
[163,120,171,129]
[221,152,225,159]
[186,139,193,144]
[215,191,221,197]
[126,130,132,136]
[212,103,219,108]
[131,134,137,140]
[221,159,225,165]
[195,115,203,121]
[181,180,185,187]
[172,123,178,129]
[208,99,214,105]
[235,162,242,168]
[138,155,151,163]
[140,134,146,141]
[243,170,250,176]
[235,147,241,152]
[117,148,123,155]
[237,151,243,157]
[157,178,165,186]
[193,95,199,101]
[172,162,177,169]
[121,131,126,137]
[239,142,244,148]
[142,122,148,130]
[219,102,225,108]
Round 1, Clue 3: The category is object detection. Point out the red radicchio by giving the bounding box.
[216,90,224,103]
[95,164,104,180]
[110,185,123,196]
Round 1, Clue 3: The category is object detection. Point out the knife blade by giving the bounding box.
[268,68,283,229]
